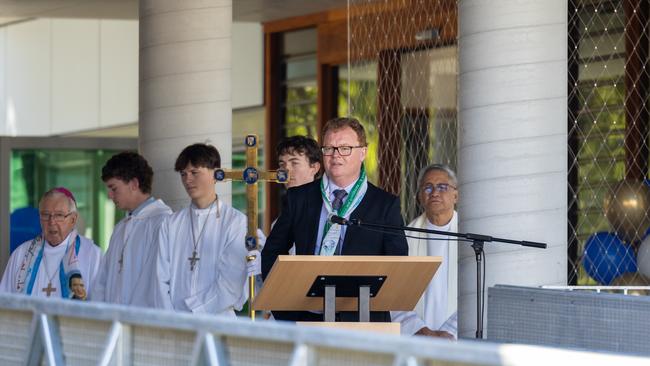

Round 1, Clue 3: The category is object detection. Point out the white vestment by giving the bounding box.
[90,199,172,306]
[391,211,458,336]
[155,201,253,317]
[0,232,101,298]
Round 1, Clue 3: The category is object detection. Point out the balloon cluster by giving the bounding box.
[603,180,650,244]
[583,232,637,285]
[582,180,650,288]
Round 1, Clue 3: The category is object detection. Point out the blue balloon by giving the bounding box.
[10,206,41,254]
[583,232,637,285]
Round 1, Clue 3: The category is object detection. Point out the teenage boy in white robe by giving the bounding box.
[1,188,101,299]
[155,143,262,316]
[391,164,459,339]
[90,152,172,306]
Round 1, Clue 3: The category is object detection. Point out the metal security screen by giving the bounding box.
[568,0,650,287]
[346,0,458,222]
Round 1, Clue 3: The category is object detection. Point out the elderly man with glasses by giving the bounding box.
[391,164,459,339]
[0,187,101,299]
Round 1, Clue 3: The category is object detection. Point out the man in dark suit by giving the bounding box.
[262,117,408,322]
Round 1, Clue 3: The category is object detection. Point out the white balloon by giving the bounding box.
[637,236,650,278]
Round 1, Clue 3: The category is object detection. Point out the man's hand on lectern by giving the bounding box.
[415,327,455,340]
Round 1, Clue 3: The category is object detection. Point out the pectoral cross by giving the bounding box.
[215,134,288,319]
[42,282,56,297]
[188,250,200,271]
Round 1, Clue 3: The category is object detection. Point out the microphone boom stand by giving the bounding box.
[343,217,546,339]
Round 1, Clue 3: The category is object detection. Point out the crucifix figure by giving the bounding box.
[188,250,200,271]
[215,134,288,319]
[42,282,56,297]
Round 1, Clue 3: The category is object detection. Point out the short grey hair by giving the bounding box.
[416,164,458,193]
[39,189,77,213]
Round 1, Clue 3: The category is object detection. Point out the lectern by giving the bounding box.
[253,255,441,334]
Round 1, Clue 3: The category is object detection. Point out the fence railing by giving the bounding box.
[542,285,650,295]
[489,285,650,357]
[0,292,648,365]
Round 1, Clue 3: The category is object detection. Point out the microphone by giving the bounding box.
[328,214,351,226]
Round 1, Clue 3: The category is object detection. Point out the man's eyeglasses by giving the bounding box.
[422,183,456,195]
[40,212,74,222]
[321,145,365,156]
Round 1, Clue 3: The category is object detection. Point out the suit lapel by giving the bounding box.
[304,180,323,255]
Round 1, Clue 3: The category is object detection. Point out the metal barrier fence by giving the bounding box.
[1,293,648,366]
[488,285,650,357]
[542,285,650,295]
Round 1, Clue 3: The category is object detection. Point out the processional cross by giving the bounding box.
[214,134,288,320]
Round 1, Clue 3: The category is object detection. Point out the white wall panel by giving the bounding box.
[51,19,100,134]
[459,210,566,253]
[100,20,138,127]
[460,24,566,71]
[6,19,51,136]
[459,61,566,110]
[459,0,566,35]
[139,101,231,142]
[140,70,230,110]
[140,8,231,48]
[1,16,247,137]
[460,99,566,146]
[458,134,566,184]
[232,22,263,108]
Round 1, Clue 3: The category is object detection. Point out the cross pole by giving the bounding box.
[214,134,288,320]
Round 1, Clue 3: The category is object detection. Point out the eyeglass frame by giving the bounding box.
[321,145,366,156]
[39,211,76,222]
[421,183,457,195]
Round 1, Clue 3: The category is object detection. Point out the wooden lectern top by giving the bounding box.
[253,255,441,312]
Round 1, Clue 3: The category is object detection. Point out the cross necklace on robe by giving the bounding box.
[41,252,60,297]
[188,196,220,271]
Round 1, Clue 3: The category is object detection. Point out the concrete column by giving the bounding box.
[139,0,232,210]
[457,0,568,338]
